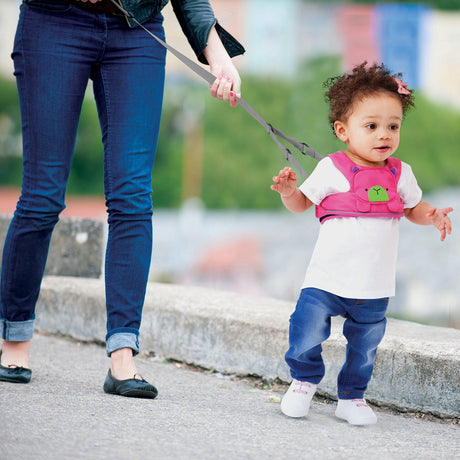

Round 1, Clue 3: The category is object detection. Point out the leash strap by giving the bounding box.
[110,0,324,178]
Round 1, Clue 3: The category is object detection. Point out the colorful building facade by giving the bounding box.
[0,1,459,108]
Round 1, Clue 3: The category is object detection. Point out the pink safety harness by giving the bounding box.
[315,151,405,223]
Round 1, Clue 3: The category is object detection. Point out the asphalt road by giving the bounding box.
[0,333,458,459]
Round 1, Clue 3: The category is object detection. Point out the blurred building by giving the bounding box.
[338,5,379,72]
[157,0,460,109]
[1,1,460,108]
[0,0,19,79]
[420,10,460,109]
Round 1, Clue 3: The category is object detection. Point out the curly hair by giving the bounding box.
[323,62,415,132]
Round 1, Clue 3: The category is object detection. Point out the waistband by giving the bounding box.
[59,0,122,15]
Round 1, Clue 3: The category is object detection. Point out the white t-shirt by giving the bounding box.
[299,156,423,299]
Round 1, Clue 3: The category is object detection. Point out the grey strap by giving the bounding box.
[110,0,323,178]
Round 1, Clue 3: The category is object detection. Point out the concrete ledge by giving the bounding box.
[0,215,104,278]
[36,276,460,418]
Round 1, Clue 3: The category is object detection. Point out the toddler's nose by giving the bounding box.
[378,128,391,139]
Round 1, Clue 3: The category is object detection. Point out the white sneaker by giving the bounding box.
[280,379,317,418]
[335,398,377,425]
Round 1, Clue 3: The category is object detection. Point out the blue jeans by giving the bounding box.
[0,0,166,355]
[285,288,388,399]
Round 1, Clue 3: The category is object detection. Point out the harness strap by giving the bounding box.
[110,0,323,178]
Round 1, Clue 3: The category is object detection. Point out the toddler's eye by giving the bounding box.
[366,123,377,130]
[390,124,400,131]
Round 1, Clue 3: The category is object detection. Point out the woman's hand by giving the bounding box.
[203,27,241,108]
[208,65,241,108]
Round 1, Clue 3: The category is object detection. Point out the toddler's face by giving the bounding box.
[334,92,403,167]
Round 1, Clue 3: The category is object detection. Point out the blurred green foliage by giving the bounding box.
[0,77,21,184]
[199,56,460,209]
[1,56,460,209]
[199,57,343,209]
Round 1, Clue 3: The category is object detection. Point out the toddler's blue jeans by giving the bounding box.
[0,0,166,355]
[285,288,388,399]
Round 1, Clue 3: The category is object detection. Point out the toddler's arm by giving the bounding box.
[405,201,453,241]
[271,167,313,213]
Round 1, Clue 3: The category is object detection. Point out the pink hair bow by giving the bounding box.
[394,78,411,95]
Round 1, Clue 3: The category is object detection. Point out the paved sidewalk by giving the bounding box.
[0,333,458,460]
[35,276,460,418]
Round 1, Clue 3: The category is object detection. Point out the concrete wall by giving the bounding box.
[0,215,103,278]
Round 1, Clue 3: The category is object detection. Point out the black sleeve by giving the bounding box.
[170,0,245,64]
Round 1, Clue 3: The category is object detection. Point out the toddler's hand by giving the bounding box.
[426,207,453,241]
[271,167,297,197]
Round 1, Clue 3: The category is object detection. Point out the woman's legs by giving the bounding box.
[0,340,31,368]
[1,4,167,387]
[0,2,94,363]
[91,14,166,379]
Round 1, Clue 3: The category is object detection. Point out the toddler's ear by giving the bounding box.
[333,120,348,142]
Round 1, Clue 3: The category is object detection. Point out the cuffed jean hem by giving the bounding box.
[0,318,35,341]
[106,332,140,357]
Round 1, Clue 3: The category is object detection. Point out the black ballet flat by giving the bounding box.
[103,369,158,399]
[0,362,32,383]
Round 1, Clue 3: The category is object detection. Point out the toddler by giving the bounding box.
[271,62,453,425]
